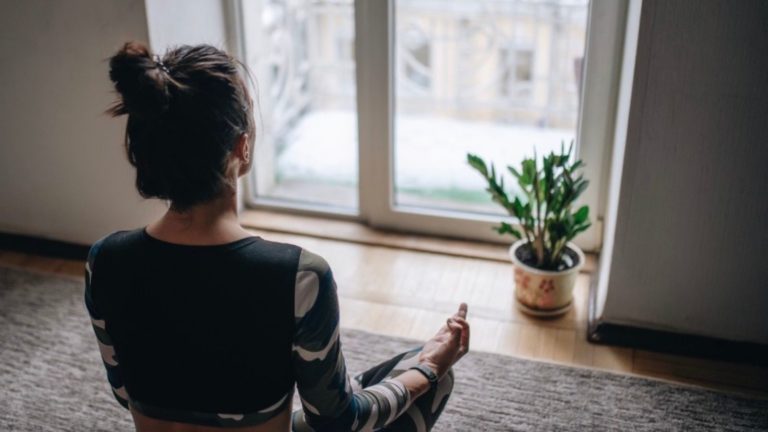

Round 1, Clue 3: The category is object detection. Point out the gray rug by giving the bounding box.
[1,266,767,431]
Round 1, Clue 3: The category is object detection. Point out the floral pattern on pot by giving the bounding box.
[510,240,584,315]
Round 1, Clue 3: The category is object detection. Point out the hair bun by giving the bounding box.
[108,41,171,118]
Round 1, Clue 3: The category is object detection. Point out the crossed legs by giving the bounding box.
[355,347,454,432]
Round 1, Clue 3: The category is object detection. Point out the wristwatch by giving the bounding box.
[409,363,439,392]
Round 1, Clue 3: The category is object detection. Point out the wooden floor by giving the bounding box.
[2,229,766,398]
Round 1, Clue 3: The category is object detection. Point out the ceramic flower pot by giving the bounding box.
[509,239,585,317]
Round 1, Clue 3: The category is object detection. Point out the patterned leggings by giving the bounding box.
[292,347,455,432]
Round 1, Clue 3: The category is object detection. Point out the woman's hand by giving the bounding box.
[417,303,470,378]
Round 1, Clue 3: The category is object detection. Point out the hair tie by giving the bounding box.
[154,56,170,74]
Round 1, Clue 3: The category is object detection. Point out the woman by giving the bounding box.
[85,41,470,432]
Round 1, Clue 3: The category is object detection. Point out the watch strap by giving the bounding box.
[409,363,439,391]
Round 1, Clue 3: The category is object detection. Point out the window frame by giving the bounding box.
[242,0,635,252]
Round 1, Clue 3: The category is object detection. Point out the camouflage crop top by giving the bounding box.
[84,229,412,430]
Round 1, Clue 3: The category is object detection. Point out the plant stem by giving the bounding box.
[523,222,532,246]
[533,168,544,266]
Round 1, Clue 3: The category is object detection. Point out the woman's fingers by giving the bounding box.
[447,320,467,346]
[456,302,468,320]
[448,316,470,356]
[460,320,470,356]
[437,304,470,357]
[451,316,469,329]
[446,320,463,335]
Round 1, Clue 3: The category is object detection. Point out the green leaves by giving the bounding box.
[467,141,591,270]
[467,153,512,214]
[512,197,525,218]
[573,205,589,225]
[467,154,488,177]
[520,158,536,186]
[494,222,522,239]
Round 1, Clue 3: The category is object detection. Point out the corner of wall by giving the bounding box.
[594,0,643,320]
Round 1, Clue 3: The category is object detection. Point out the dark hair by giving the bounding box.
[107,41,255,211]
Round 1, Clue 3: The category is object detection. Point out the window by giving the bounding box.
[241,0,359,212]
[499,48,533,100]
[240,0,630,251]
[400,23,431,91]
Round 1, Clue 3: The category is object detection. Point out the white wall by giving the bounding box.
[0,0,166,245]
[596,0,768,344]
[0,0,238,245]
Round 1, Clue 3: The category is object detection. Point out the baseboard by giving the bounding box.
[587,267,768,366]
[0,232,90,261]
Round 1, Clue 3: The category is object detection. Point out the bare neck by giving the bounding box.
[146,193,252,245]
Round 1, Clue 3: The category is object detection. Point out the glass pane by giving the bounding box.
[243,0,358,210]
[394,0,589,214]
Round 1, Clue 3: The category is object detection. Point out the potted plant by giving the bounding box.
[467,143,590,317]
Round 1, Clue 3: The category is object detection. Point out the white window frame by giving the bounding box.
[242,0,634,252]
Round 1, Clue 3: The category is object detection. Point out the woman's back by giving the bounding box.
[86,229,300,426]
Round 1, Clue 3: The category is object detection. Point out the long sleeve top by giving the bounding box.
[84,228,412,430]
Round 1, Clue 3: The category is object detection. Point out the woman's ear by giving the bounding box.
[234,133,252,176]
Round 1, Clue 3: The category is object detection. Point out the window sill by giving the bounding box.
[240,209,596,273]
